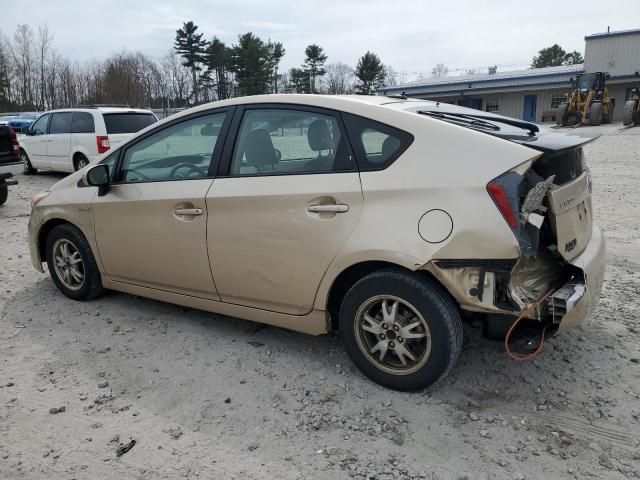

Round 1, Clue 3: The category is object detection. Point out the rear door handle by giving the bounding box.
[307,204,349,213]
[174,208,203,216]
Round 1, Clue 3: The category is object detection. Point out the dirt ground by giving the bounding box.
[1,124,639,480]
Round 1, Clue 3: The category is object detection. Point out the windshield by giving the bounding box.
[577,74,596,91]
[103,113,157,134]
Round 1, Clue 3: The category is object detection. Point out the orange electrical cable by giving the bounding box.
[504,290,555,361]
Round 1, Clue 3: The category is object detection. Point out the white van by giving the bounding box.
[19,107,157,174]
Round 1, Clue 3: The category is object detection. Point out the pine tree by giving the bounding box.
[268,41,285,93]
[174,21,208,104]
[355,51,386,95]
[206,37,232,100]
[230,33,274,96]
[289,67,311,93]
[303,44,327,93]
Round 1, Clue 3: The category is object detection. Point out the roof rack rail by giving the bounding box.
[72,104,132,108]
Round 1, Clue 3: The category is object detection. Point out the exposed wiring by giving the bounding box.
[504,290,555,361]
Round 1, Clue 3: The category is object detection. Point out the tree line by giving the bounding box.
[0,21,585,113]
[0,21,395,112]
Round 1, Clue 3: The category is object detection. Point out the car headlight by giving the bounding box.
[31,191,50,207]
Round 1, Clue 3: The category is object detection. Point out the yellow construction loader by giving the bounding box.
[556,72,615,127]
[622,84,640,127]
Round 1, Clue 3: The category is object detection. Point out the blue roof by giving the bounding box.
[585,28,640,40]
[378,64,583,94]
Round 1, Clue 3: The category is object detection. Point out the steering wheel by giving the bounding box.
[170,163,207,178]
[125,168,151,181]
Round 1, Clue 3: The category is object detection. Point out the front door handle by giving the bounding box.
[307,204,349,213]
[174,208,203,216]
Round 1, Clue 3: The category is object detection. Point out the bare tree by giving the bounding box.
[0,32,14,110]
[431,63,449,78]
[36,25,53,109]
[384,65,398,87]
[323,62,354,95]
[161,50,189,107]
[12,24,36,107]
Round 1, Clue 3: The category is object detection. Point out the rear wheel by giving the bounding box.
[74,153,89,171]
[45,224,104,301]
[602,101,614,124]
[0,184,7,206]
[623,100,637,126]
[339,270,463,391]
[589,102,603,126]
[21,149,37,175]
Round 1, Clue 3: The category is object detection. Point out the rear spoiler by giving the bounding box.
[416,108,598,155]
[511,130,600,154]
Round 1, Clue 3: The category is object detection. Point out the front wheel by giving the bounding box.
[589,102,603,126]
[339,270,463,391]
[45,224,104,301]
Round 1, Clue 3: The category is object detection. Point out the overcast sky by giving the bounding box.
[2,0,639,77]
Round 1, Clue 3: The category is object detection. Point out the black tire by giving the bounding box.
[339,270,463,391]
[74,153,89,171]
[556,103,568,126]
[589,102,603,126]
[0,185,7,206]
[602,100,614,124]
[21,149,37,175]
[623,100,637,126]
[45,224,104,301]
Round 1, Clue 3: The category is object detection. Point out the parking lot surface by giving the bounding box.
[1,124,639,479]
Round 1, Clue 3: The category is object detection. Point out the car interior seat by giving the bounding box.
[305,119,336,171]
[242,129,279,173]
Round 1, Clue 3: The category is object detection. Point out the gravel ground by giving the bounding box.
[1,124,639,480]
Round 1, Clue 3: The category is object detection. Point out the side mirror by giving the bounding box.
[84,164,110,196]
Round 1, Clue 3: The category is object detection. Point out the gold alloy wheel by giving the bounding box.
[354,295,432,375]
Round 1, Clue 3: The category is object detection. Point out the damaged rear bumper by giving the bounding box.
[422,223,606,331]
[552,224,606,331]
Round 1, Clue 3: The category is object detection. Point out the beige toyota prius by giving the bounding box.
[28,94,606,390]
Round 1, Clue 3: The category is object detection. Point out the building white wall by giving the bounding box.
[585,33,640,76]
[422,88,571,123]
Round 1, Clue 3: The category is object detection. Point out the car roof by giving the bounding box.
[159,94,439,125]
[42,107,154,115]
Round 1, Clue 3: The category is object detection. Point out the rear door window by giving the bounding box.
[103,113,157,134]
[229,108,354,176]
[71,112,95,133]
[343,113,413,170]
[49,113,74,134]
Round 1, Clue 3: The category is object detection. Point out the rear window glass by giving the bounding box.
[71,112,95,133]
[343,113,413,170]
[49,112,73,134]
[103,113,156,134]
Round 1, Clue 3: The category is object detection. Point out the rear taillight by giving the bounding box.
[9,129,19,155]
[487,182,517,228]
[96,135,110,154]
